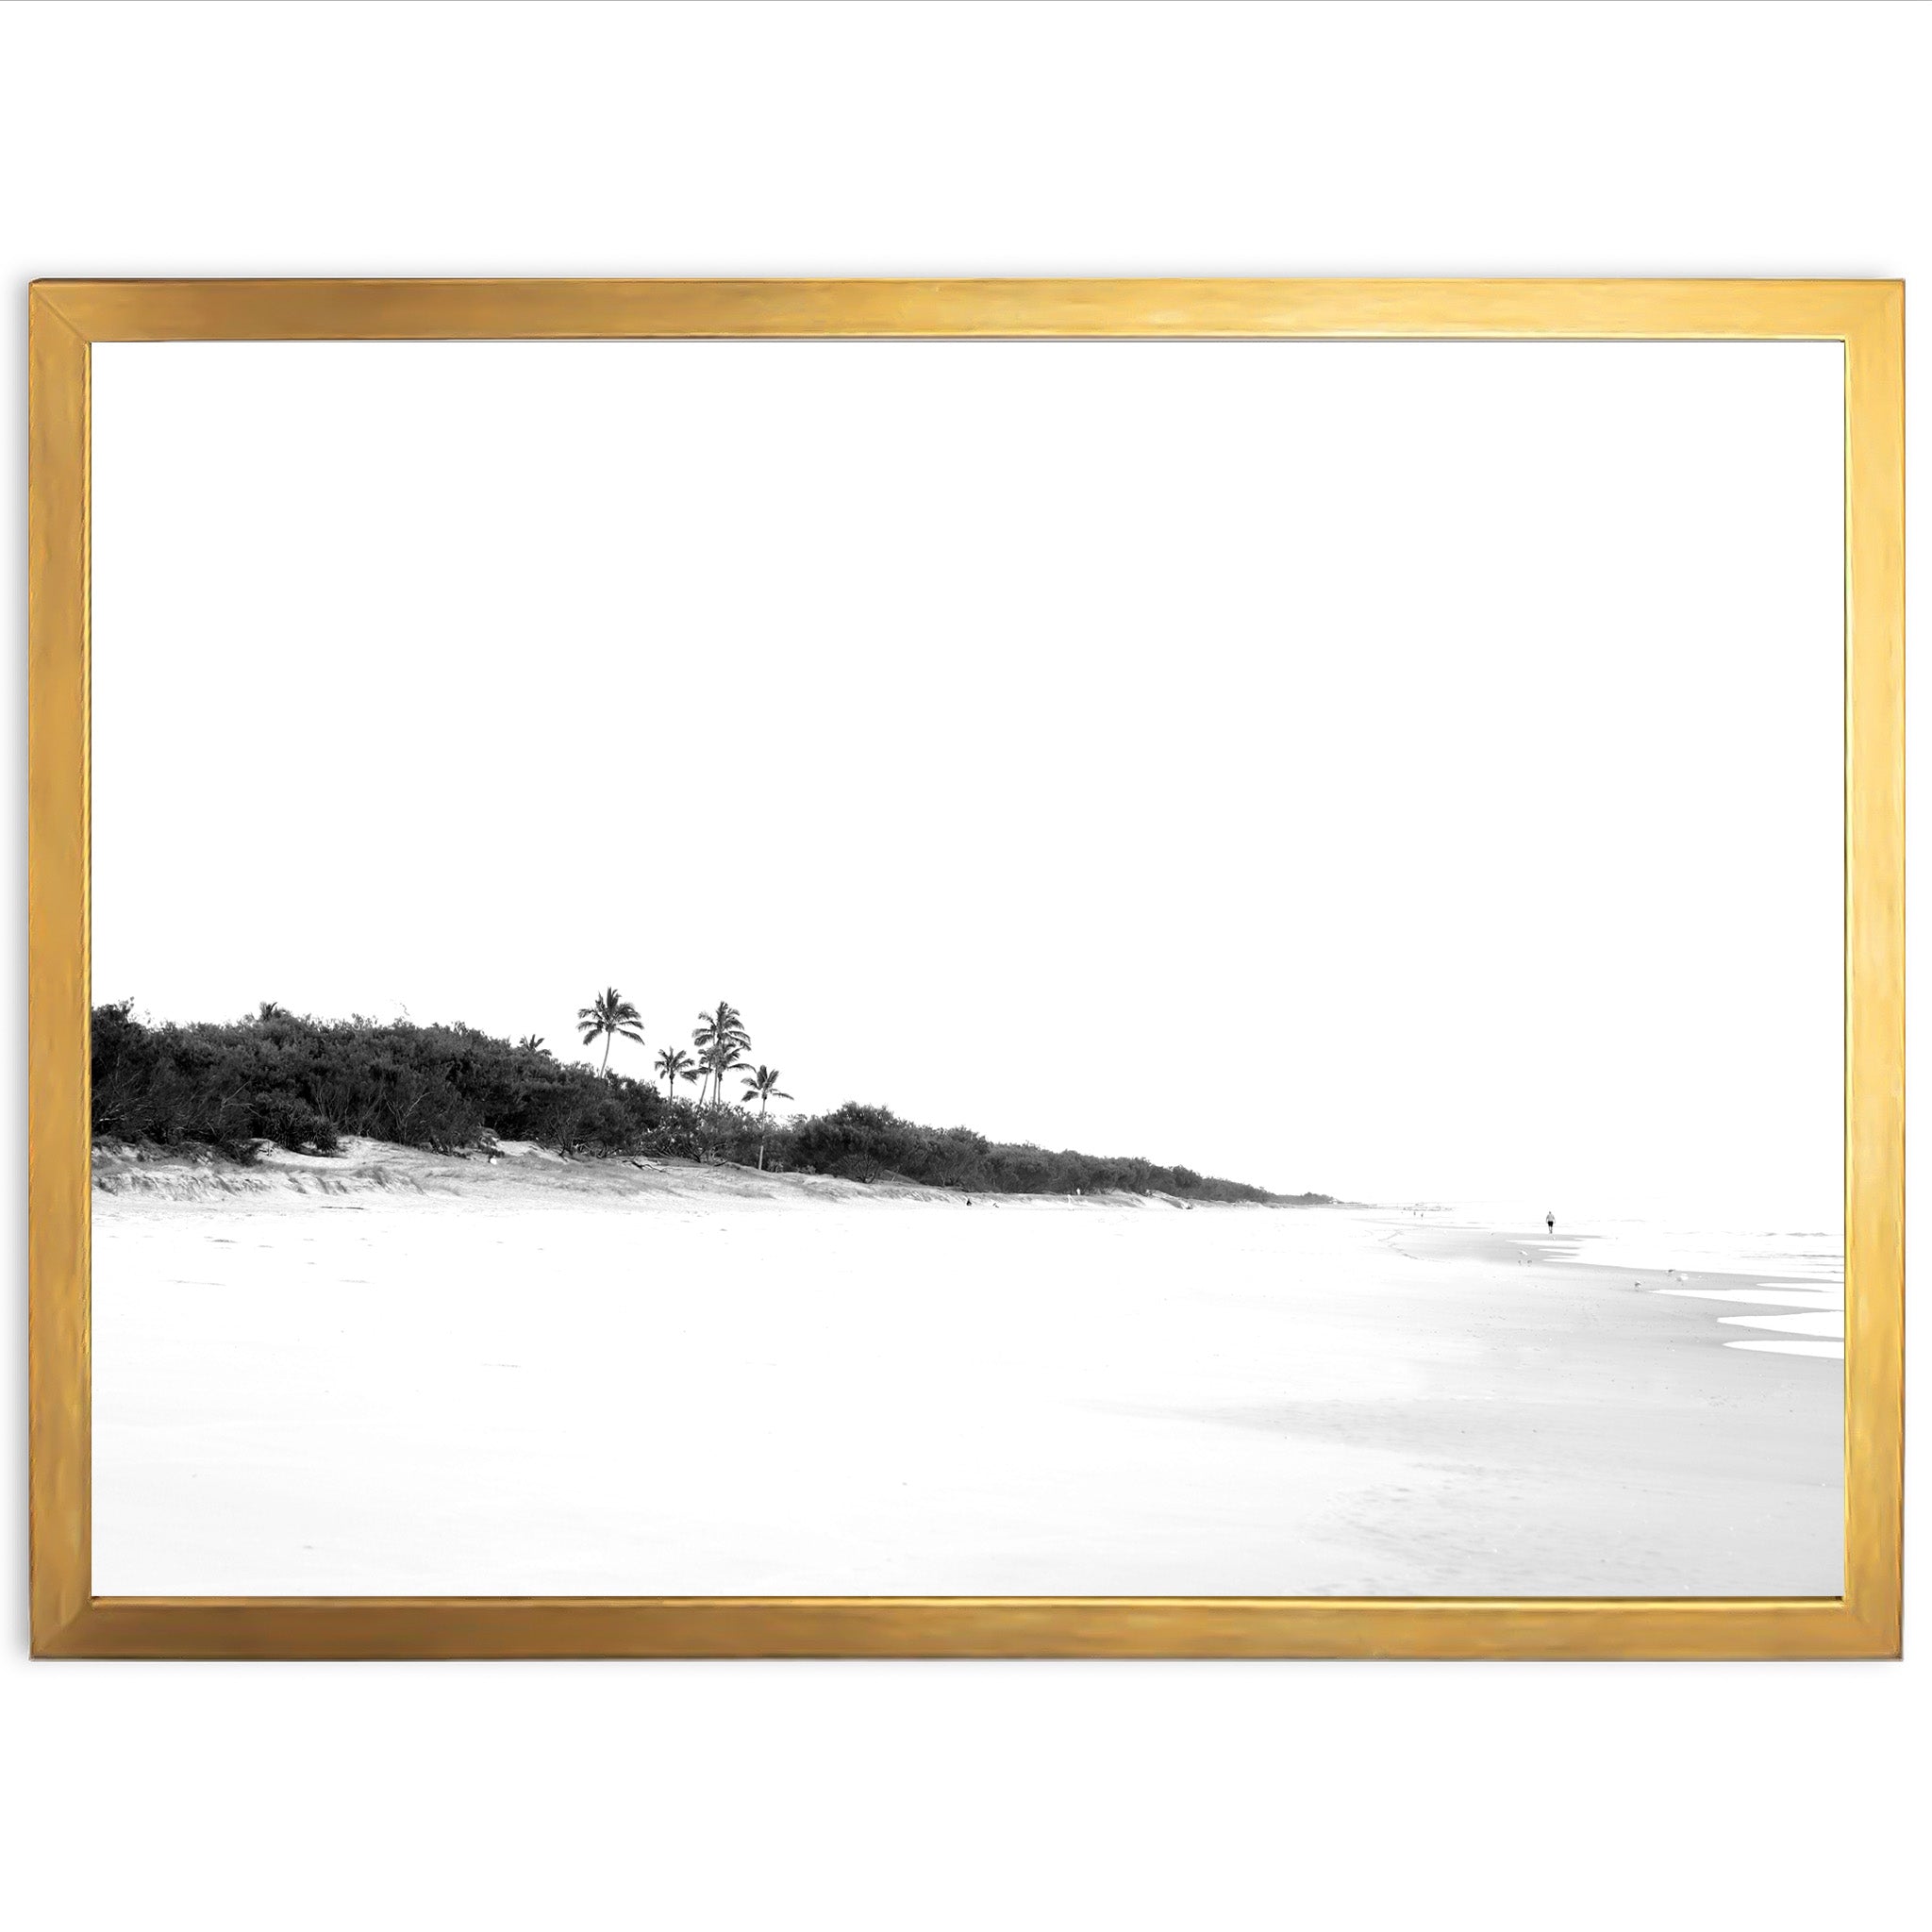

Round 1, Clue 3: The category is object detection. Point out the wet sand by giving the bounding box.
[91,1145,1843,1597]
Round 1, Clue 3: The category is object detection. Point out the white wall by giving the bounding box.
[3,4,1922,1926]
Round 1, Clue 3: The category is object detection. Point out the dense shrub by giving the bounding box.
[91,1001,667,1159]
[785,1101,1285,1203]
[91,1005,1314,1202]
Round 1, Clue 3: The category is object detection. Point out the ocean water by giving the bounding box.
[1400,1201,1845,1359]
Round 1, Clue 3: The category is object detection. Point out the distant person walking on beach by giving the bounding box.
[1546,1210,1556,1234]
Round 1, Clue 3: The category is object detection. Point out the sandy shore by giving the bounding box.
[92,1142,1842,1597]
[94,1134,974,1208]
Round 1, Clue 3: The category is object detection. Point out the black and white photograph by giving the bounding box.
[86,336,1845,1599]
[8,4,1928,1930]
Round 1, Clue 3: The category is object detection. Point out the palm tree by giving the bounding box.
[576,986,644,1074]
[739,1066,793,1170]
[696,1038,750,1108]
[740,1065,792,1119]
[518,1034,547,1055]
[691,1001,751,1107]
[655,1044,695,1103]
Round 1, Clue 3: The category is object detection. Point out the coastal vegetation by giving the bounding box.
[653,1044,697,1100]
[90,996,1312,1204]
[575,988,644,1074]
[691,1000,752,1108]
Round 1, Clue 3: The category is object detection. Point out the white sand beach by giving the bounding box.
[91,1141,1843,1598]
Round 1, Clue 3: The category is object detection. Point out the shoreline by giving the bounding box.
[1384,1211,1844,1360]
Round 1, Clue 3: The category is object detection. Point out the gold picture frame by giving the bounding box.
[28,278,1903,1659]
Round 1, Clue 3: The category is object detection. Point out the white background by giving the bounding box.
[2,4,1923,1927]
[91,337,1844,1223]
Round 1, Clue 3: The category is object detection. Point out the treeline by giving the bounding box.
[90,1004,1313,1205]
[90,1003,666,1158]
[784,1103,1306,1203]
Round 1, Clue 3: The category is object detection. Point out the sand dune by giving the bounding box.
[92,1136,1208,1212]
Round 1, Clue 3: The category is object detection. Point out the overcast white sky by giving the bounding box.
[91,340,1843,1225]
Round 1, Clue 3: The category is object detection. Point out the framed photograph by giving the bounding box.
[28,279,1902,1658]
